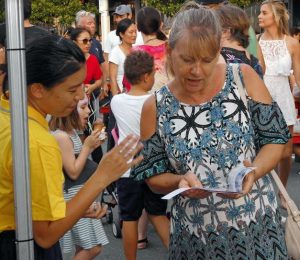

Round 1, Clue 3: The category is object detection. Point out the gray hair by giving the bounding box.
[169,7,221,50]
[75,10,95,26]
[167,7,221,76]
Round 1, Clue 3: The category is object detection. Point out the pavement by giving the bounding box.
[63,159,300,260]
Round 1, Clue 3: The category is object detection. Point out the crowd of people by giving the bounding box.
[0,0,300,259]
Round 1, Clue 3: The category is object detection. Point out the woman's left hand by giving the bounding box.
[179,171,212,199]
[217,160,256,199]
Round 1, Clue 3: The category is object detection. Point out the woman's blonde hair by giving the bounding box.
[167,7,221,75]
[261,0,289,36]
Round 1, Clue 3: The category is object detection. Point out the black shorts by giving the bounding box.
[116,178,167,221]
[0,230,63,260]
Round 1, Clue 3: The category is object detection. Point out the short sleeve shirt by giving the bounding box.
[0,96,66,231]
[90,38,105,64]
[103,30,120,54]
[109,45,126,92]
[84,54,103,84]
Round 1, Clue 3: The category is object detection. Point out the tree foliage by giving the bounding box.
[141,0,185,17]
[0,0,97,35]
[142,0,261,17]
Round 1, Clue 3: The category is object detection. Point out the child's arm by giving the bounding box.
[53,130,102,180]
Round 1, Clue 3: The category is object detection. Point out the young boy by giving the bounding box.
[110,51,169,259]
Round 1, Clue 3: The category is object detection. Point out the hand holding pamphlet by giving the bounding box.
[162,165,256,200]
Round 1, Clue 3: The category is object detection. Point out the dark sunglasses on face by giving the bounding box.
[78,38,92,44]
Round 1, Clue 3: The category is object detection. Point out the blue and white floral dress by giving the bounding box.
[132,64,290,259]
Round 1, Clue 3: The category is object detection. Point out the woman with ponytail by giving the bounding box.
[134,7,169,92]
[258,0,300,209]
[216,4,265,78]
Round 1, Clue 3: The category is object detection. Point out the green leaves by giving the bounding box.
[142,0,261,16]
[0,0,97,35]
[142,0,185,17]
[31,0,97,28]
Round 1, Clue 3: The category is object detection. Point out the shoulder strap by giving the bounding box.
[231,64,247,106]
[257,33,262,42]
[271,170,300,219]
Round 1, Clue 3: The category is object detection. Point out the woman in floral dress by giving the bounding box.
[132,6,290,259]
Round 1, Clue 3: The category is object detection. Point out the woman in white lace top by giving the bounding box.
[258,0,300,208]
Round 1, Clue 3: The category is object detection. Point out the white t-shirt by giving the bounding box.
[109,45,126,92]
[104,30,143,54]
[111,93,150,177]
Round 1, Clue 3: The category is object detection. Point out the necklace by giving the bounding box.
[145,37,157,44]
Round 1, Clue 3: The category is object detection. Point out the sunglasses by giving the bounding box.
[78,38,92,44]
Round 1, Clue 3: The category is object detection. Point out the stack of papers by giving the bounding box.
[162,165,255,200]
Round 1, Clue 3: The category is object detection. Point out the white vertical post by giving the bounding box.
[99,0,110,43]
[5,0,34,259]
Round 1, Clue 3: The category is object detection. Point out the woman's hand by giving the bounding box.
[96,134,144,187]
[82,130,103,151]
[179,171,211,199]
[217,160,256,199]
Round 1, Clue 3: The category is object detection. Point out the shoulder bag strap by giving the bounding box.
[232,64,247,106]
[271,170,300,221]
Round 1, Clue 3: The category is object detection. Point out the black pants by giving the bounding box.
[0,231,63,260]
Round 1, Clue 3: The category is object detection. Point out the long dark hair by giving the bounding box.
[137,7,167,41]
[26,35,85,89]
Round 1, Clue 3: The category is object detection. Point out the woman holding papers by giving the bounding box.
[132,6,290,259]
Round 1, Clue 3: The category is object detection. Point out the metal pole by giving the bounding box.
[5,0,34,259]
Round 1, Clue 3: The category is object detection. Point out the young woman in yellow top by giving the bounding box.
[0,35,143,259]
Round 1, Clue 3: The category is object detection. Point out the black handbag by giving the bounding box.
[64,157,98,192]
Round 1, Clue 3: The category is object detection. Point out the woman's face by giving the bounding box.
[35,65,86,117]
[120,24,137,45]
[169,37,219,93]
[77,95,90,127]
[258,4,275,29]
[75,31,92,54]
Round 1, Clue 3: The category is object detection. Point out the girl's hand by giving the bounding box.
[83,130,103,151]
[84,202,108,219]
[179,171,211,199]
[84,84,94,95]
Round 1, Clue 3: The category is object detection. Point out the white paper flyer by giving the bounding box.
[162,165,255,200]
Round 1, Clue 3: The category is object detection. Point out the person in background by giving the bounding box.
[76,10,105,76]
[74,15,105,164]
[134,7,169,92]
[109,18,136,96]
[0,0,50,47]
[195,0,262,60]
[0,35,143,260]
[106,19,137,153]
[71,28,102,100]
[111,51,169,259]
[70,27,103,134]
[258,0,300,208]
[49,94,109,260]
[103,4,143,96]
[216,4,264,78]
[0,0,50,95]
[132,6,290,259]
